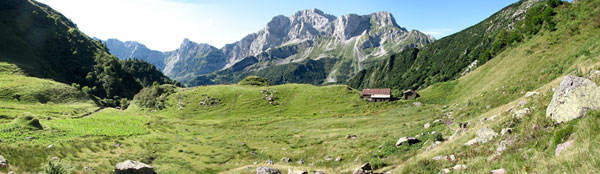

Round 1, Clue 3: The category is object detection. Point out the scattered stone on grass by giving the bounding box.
[114,160,154,174]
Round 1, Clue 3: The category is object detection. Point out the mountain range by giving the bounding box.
[104,9,434,86]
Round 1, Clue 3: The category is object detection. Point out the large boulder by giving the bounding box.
[353,162,372,174]
[546,75,600,123]
[395,137,420,146]
[555,139,574,157]
[0,155,8,167]
[465,128,498,146]
[257,167,281,174]
[287,169,308,174]
[114,160,154,174]
[491,168,506,174]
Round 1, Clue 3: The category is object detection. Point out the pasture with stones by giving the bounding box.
[2,0,600,174]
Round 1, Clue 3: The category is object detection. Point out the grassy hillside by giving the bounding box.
[384,0,600,173]
[0,0,177,100]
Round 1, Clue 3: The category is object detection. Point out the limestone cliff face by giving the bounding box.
[105,9,434,84]
[162,39,227,81]
[221,9,434,69]
[105,39,166,70]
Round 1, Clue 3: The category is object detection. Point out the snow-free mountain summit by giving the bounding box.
[105,8,435,85]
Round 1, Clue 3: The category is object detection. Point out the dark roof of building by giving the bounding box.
[361,88,391,95]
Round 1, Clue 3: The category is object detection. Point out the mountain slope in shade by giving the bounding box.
[0,0,177,99]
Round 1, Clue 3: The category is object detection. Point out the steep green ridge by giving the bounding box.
[0,0,177,99]
[348,0,542,90]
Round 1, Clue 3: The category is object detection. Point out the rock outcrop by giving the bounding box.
[465,128,498,146]
[287,169,308,174]
[0,155,7,167]
[395,137,420,146]
[555,139,574,157]
[257,167,281,174]
[353,162,372,174]
[546,75,600,123]
[114,160,154,174]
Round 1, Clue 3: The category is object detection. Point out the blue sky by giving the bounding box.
[37,0,520,51]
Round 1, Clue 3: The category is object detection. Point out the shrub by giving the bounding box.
[133,84,177,109]
[14,114,43,130]
[44,161,65,174]
[238,76,269,86]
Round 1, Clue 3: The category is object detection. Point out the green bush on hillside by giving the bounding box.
[238,76,270,86]
[133,84,177,109]
[14,114,43,130]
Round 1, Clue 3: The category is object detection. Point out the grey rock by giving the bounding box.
[297,158,305,164]
[257,167,282,174]
[491,168,506,174]
[513,108,530,119]
[281,157,291,163]
[424,123,431,129]
[335,157,342,162]
[524,91,539,98]
[517,100,528,108]
[433,119,442,124]
[438,168,451,174]
[589,70,600,80]
[287,169,308,174]
[7,171,14,174]
[449,154,456,161]
[395,137,420,146]
[501,128,513,136]
[476,128,498,144]
[324,156,333,161]
[465,128,498,146]
[0,155,8,167]
[496,139,514,154]
[555,139,575,157]
[547,75,600,123]
[114,160,154,174]
[432,155,447,161]
[413,102,423,107]
[266,160,274,165]
[353,162,372,174]
[452,164,467,170]
[314,171,326,174]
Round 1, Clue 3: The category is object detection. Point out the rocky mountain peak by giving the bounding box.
[180,38,196,48]
[370,11,403,30]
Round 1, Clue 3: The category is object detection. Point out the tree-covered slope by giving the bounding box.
[348,0,542,90]
[0,0,177,99]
